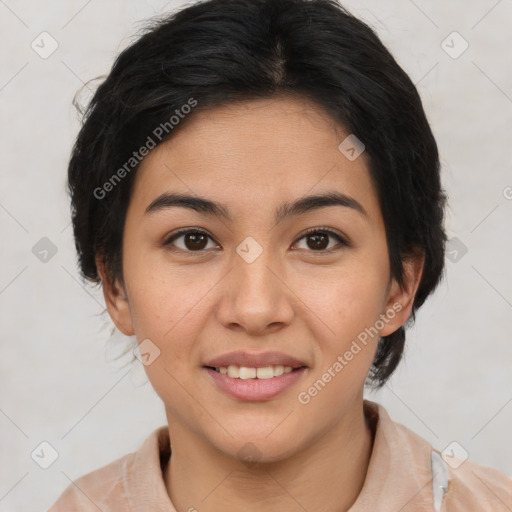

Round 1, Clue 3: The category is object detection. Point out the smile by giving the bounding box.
[206,364,295,379]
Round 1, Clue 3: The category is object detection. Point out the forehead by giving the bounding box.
[148,96,344,164]
[129,96,380,224]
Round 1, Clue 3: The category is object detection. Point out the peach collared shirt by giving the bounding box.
[49,400,512,511]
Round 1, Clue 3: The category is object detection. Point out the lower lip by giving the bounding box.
[204,367,307,401]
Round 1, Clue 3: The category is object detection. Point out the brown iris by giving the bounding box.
[306,233,329,250]
[183,232,209,251]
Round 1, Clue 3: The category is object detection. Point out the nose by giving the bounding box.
[215,245,295,336]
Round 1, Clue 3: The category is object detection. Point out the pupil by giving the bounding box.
[186,233,207,250]
[308,234,328,250]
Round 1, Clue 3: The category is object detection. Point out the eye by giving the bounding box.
[163,226,349,255]
[293,227,349,252]
[164,228,219,253]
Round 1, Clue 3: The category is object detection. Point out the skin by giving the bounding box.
[97,95,423,512]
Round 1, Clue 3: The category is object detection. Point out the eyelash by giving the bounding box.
[163,226,349,255]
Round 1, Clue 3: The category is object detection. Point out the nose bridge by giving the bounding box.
[234,236,279,305]
[236,241,274,293]
[216,235,294,333]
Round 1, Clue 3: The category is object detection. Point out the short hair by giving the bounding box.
[67,0,447,388]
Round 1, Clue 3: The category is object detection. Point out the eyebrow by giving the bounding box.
[145,191,368,224]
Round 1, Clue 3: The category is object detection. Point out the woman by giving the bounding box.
[50,0,512,510]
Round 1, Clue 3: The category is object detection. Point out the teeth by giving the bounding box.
[215,364,297,379]
[239,367,257,379]
[227,365,239,378]
[274,365,284,376]
[256,366,274,379]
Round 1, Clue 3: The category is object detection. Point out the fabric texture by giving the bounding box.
[48,400,512,511]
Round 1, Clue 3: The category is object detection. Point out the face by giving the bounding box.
[98,96,421,463]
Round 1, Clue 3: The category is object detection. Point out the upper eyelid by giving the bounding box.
[299,226,347,242]
[165,227,215,244]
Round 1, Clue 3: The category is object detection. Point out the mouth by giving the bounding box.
[202,350,309,400]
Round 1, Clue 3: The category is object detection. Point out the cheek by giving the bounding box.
[295,268,388,415]
[123,250,217,356]
[123,264,210,400]
[296,250,390,392]
[305,257,389,335]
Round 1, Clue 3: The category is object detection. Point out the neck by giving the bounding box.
[164,399,374,512]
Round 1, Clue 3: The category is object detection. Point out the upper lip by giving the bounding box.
[203,350,308,369]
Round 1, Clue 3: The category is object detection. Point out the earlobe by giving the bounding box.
[95,257,135,336]
[380,254,424,337]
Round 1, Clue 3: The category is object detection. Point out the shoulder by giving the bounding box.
[441,455,512,511]
[365,400,512,511]
[47,451,133,511]
[397,421,512,510]
[48,426,170,512]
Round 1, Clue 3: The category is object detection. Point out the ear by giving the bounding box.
[379,252,424,337]
[96,257,135,336]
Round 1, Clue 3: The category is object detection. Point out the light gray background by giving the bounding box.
[1,1,511,510]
